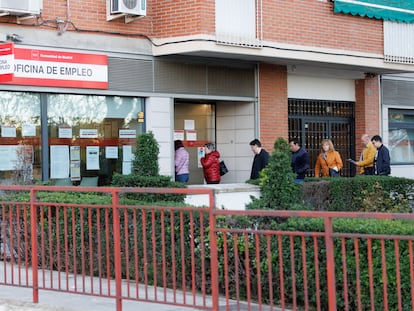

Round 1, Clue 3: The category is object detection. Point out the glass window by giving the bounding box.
[0,91,41,183]
[388,109,414,164]
[48,94,144,185]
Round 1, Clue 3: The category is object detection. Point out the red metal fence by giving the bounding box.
[0,185,414,311]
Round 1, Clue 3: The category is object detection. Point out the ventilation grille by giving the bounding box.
[108,57,153,91]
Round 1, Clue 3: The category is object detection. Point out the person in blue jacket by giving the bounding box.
[371,135,391,176]
[289,138,310,183]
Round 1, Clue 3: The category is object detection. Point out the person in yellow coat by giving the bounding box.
[314,139,343,177]
[356,134,376,175]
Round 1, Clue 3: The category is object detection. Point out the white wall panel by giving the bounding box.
[288,75,355,101]
[145,97,173,177]
[216,101,255,183]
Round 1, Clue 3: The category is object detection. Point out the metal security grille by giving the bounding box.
[288,99,356,177]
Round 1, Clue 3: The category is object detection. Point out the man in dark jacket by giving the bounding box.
[249,139,270,180]
[371,135,391,176]
[289,138,310,183]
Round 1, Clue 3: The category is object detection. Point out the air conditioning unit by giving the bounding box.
[111,0,146,16]
[0,0,42,15]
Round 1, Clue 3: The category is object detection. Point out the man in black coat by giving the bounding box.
[371,135,391,176]
[249,139,270,180]
[289,138,310,183]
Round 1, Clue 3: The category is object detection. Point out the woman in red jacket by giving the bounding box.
[200,143,221,184]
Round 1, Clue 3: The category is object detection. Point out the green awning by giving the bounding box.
[334,0,414,23]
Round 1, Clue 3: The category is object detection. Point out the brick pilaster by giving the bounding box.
[354,75,380,155]
[258,63,288,152]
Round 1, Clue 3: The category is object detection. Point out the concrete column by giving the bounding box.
[145,97,174,178]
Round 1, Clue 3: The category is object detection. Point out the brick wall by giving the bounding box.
[258,63,288,152]
[262,0,383,54]
[0,0,383,55]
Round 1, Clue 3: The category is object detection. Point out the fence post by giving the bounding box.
[30,188,39,303]
[324,216,337,311]
[208,189,219,311]
[112,189,123,311]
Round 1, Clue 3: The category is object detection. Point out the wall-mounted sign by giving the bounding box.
[3,47,108,89]
[22,124,36,137]
[1,126,16,137]
[174,130,184,141]
[86,146,100,170]
[0,42,14,82]
[186,130,197,141]
[50,145,69,179]
[80,129,99,138]
[59,126,72,138]
[105,146,118,159]
[119,129,136,139]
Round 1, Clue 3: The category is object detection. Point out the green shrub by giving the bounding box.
[302,176,413,212]
[111,173,186,203]
[247,137,301,210]
[133,131,159,176]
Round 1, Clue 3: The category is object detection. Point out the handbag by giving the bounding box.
[323,156,340,178]
[329,167,340,178]
[219,160,229,176]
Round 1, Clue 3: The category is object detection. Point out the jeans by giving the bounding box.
[175,173,189,183]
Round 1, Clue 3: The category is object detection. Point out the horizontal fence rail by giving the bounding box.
[0,185,413,311]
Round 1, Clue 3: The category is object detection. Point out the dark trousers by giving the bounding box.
[363,167,375,175]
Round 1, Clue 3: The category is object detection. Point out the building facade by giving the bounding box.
[0,0,413,185]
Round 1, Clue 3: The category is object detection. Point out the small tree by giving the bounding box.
[247,137,301,209]
[132,132,159,176]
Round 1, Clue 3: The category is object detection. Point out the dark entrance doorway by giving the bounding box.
[288,99,356,177]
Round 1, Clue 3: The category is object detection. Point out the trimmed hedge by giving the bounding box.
[111,173,186,203]
[302,176,414,212]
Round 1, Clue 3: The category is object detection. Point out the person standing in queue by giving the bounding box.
[371,135,391,176]
[200,142,221,184]
[349,134,376,175]
[314,139,343,177]
[174,140,190,183]
[249,139,270,180]
[289,138,310,183]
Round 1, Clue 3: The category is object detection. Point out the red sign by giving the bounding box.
[0,42,14,82]
[3,47,108,89]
